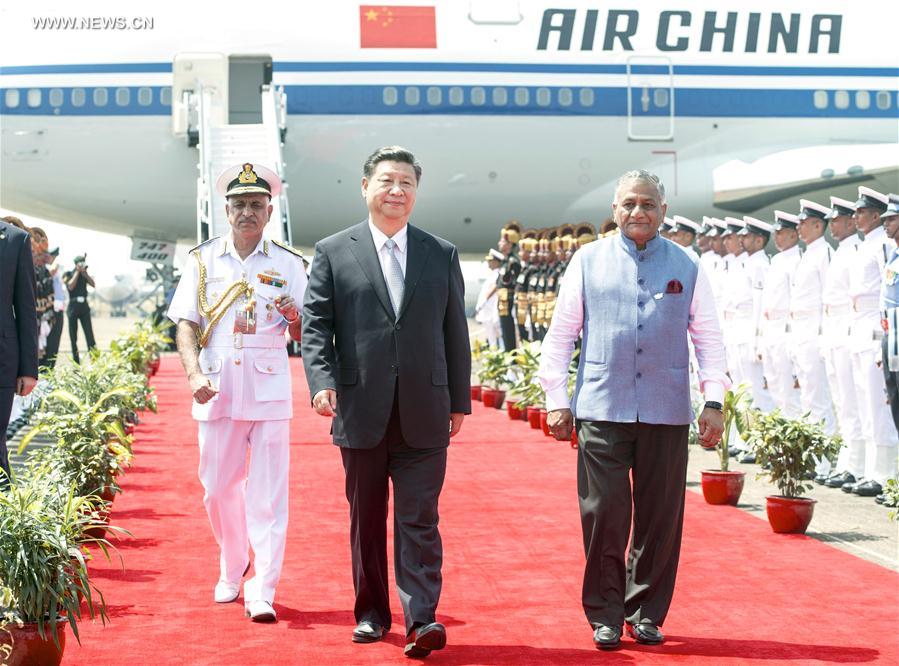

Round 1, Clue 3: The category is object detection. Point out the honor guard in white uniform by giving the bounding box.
[790,200,837,438]
[844,186,898,497]
[661,216,676,240]
[820,197,865,488]
[759,212,802,418]
[671,216,701,262]
[167,163,308,621]
[701,218,728,313]
[878,196,899,505]
[720,218,751,386]
[737,217,775,414]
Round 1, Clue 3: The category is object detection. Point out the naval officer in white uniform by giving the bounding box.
[168,163,308,622]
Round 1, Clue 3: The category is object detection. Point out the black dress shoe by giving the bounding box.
[627,622,665,645]
[841,480,859,493]
[814,473,829,485]
[352,620,386,643]
[404,622,446,658]
[826,472,855,488]
[739,452,756,464]
[875,494,886,505]
[593,624,622,650]
[852,480,883,497]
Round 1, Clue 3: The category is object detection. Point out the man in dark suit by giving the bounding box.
[0,218,39,487]
[302,146,470,659]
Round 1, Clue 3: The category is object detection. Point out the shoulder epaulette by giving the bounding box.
[272,239,305,258]
[189,236,220,254]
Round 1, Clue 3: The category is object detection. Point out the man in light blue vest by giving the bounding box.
[538,170,729,650]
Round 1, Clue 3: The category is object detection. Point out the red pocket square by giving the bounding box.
[666,279,683,294]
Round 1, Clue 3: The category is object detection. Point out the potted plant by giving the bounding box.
[700,385,751,506]
[476,348,512,409]
[0,472,112,665]
[743,411,842,533]
[507,343,545,427]
[469,338,490,401]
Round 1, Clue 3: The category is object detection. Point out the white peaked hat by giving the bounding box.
[216,162,282,198]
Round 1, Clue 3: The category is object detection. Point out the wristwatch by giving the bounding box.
[704,401,723,412]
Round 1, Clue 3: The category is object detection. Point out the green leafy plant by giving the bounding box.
[715,384,753,472]
[882,478,899,520]
[507,342,544,408]
[0,470,116,646]
[476,347,514,391]
[743,411,842,498]
[109,319,172,376]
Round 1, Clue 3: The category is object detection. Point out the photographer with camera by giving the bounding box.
[64,254,97,363]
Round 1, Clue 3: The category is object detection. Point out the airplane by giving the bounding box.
[1,0,897,256]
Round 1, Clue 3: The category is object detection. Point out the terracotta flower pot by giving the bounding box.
[766,495,817,534]
[0,618,67,666]
[519,408,528,422]
[506,400,522,420]
[481,388,496,408]
[526,406,542,429]
[700,470,746,506]
[540,409,552,437]
[470,385,482,401]
[492,390,505,409]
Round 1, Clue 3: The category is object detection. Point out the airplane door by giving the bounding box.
[229,55,272,124]
[626,56,674,142]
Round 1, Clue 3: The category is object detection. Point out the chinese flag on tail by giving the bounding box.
[360,5,437,48]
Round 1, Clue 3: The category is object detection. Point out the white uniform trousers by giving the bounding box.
[198,418,290,604]
[850,345,899,484]
[791,337,836,434]
[733,341,776,413]
[760,322,801,418]
[822,344,865,477]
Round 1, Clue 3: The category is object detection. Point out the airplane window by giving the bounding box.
[5,89,20,108]
[138,87,153,106]
[404,87,420,106]
[470,87,486,106]
[93,88,108,107]
[383,86,398,106]
[854,90,870,110]
[427,87,442,106]
[49,89,64,107]
[654,88,669,108]
[71,88,85,107]
[834,90,849,110]
[27,89,42,108]
[160,87,172,106]
[813,91,828,109]
[492,87,508,106]
[579,88,595,107]
[514,88,529,106]
[116,87,130,107]
[876,91,891,110]
[558,88,573,107]
[536,88,551,107]
[449,87,464,106]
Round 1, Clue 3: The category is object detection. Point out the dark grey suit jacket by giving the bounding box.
[0,222,39,388]
[302,221,471,449]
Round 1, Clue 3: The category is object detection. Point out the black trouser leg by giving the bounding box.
[0,389,13,490]
[44,311,64,369]
[517,323,531,344]
[340,437,391,629]
[68,309,80,364]
[81,308,97,350]
[577,420,635,628]
[390,437,447,634]
[624,422,689,627]
[499,315,516,351]
[882,336,899,435]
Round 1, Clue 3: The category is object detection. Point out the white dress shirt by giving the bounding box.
[790,236,831,316]
[537,248,728,411]
[762,245,801,318]
[369,219,408,278]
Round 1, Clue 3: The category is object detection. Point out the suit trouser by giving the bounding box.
[849,343,899,484]
[197,418,290,604]
[577,420,689,628]
[0,389,13,489]
[44,310,64,369]
[882,335,899,436]
[340,395,447,634]
[499,314,517,351]
[68,304,96,364]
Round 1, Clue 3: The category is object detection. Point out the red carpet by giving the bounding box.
[65,356,898,665]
